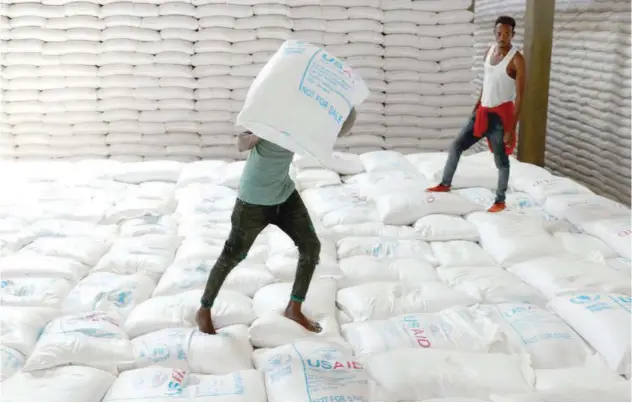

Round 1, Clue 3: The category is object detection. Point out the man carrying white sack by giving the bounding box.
[196,109,356,335]
[427,16,526,213]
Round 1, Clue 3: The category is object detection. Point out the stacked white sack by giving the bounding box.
[381,0,476,153]
[1,3,108,160]
[470,0,526,154]
[545,0,631,204]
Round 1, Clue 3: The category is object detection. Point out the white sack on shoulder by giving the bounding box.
[550,292,631,377]
[121,325,253,374]
[341,308,499,357]
[62,272,155,319]
[23,311,134,373]
[237,40,369,162]
[337,281,477,321]
[124,289,256,339]
[103,368,267,402]
[253,339,372,402]
[0,365,116,402]
[362,349,535,401]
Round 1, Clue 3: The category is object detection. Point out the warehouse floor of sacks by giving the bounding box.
[0,150,630,402]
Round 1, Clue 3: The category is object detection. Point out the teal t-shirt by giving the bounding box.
[238,138,296,206]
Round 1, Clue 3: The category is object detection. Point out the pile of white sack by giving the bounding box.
[0,150,630,402]
[1,0,475,161]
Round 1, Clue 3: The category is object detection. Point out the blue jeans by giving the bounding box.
[440,112,510,203]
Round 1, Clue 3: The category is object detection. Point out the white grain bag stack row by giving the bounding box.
[381,0,475,153]
[545,0,631,204]
[1,1,476,160]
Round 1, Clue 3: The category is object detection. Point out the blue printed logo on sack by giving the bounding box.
[306,348,364,372]
[570,295,600,304]
[266,354,293,384]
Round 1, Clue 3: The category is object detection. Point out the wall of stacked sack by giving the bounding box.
[0,0,477,161]
[473,0,631,205]
[546,0,631,205]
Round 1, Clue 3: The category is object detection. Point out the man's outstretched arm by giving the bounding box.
[236,131,260,152]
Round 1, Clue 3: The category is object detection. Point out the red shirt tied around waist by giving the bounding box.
[474,100,517,155]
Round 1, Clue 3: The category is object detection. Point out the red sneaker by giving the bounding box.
[487,202,506,213]
[426,184,451,192]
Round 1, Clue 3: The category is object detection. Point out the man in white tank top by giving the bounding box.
[427,16,526,213]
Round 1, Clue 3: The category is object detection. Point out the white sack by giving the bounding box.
[121,325,253,374]
[480,303,593,369]
[0,365,116,402]
[0,255,89,282]
[23,311,134,372]
[18,236,111,267]
[154,260,275,298]
[437,266,545,306]
[431,241,496,268]
[103,368,267,402]
[512,176,593,204]
[337,236,438,264]
[413,214,480,241]
[337,255,438,288]
[471,212,561,266]
[554,231,618,259]
[582,217,631,260]
[341,308,499,357]
[253,340,373,402]
[491,382,632,402]
[337,281,477,321]
[508,255,631,299]
[0,277,72,308]
[124,289,256,339]
[550,292,631,377]
[0,346,25,382]
[236,40,369,162]
[62,273,155,319]
[362,349,535,401]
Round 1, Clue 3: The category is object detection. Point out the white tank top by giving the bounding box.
[480,44,518,108]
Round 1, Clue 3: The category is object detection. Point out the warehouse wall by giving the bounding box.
[474,0,631,204]
[0,0,475,161]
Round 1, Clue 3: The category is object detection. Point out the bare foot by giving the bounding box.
[284,302,322,333]
[196,307,216,335]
